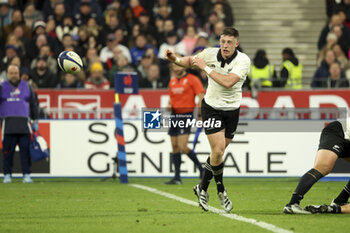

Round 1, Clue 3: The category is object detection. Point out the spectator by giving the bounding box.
[325,62,349,88]
[139,63,168,89]
[42,0,65,20]
[202,0,234,27]
[101,14,121,40]
[318,13,350,50]
[86,17,102,42]
[30,55,59,88]
[317,32,338,66]
[84,62,110,89]
[157,4,172,21]
[82,47,100,75]
[138,10,157,45]
[0,44,19,72]
[56,15,79,42]
[0,0,13,28]
[332,0,350,29]
[213,1,234,26]
[332,43,350,70]
[332,24,350,55]
[0,65,39,184]
[57,72,82,88]
[130,33,158,65]
[26,33,48,62]
[122,6,136,34]
[249,49,276,88]
[208,20,225,46]
[0,54,21,83]
[312,49,336,88]
[180,25,198,55]
[129,0,145,19]
[153,0,172,18]
[202,10,220,37]
[45,17,58,41]
[177,6,201,37]
[192,31,209,54]
[280,48,303,89]
[30,44,57,75]
[51,2,66,26]
[103,2,123,24]
[183,0,203,24]
[115,27,128,47]
[137,53,153,82]
[23,2,43,28]
[74,0,98,26]
[158,30,186,59]
[3,9,31,41]
[55,33,81,58]
[107,54,136,86]
[100,33,131,63]
[127,23,141,48]
[6,33,25,59]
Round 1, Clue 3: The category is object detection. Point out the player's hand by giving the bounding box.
[192,57,206,70]
[165,49,176,63]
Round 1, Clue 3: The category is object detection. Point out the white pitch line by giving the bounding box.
[130,184,293,233]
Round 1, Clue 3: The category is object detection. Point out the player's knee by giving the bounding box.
[212,147,224,159]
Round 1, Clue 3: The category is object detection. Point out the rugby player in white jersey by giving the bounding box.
[165,27,250,212]
[285,118,350,214]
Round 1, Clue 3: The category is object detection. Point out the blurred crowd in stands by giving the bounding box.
[311,0,350,88]
[0,0,349,90]
[0,0,234,90]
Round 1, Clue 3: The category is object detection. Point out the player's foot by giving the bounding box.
[23,174,33,183]
[164,178,182,185]
[193,184,209,211]
[331,198,348,206]
[304,204,335,214]
[283,203,311,214]
[217,189,233,212]
[3,174,11,183]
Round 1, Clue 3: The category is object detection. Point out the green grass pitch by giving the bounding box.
[0,177,348,233]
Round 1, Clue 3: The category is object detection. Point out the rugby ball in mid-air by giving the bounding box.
[57,51,83,74]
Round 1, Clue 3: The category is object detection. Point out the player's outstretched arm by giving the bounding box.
[165,49,193,68]
[192,57,240,88]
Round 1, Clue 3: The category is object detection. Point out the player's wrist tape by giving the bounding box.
[204,66,213,74]
[174,57,180,64]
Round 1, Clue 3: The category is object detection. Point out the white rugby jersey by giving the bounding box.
[195,47,250,110]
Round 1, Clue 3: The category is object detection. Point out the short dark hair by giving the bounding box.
[221,27,239,38]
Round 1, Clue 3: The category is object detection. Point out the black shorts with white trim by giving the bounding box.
[201,99,239,139]
[318,121,350,158]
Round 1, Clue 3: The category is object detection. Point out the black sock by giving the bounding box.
[211,162,224,193]
[289,168,324,205]
[200,157,213,191]
[172,152,181,180]
[187,150,204,172]
[330,205,342,213]
[334,179,350,204]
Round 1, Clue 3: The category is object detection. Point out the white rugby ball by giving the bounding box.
[57,51,83,74]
